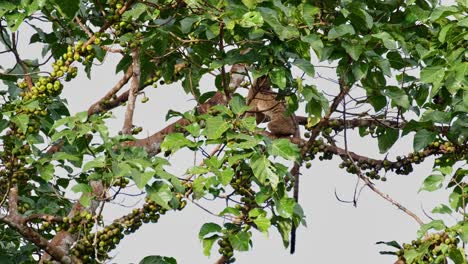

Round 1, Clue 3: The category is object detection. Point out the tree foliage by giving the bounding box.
[0,0,466,263]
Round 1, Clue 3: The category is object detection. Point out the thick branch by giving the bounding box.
[124,92,227,155]
[1,216,76,264]
[7,186,18,216]
[122,48,140,134]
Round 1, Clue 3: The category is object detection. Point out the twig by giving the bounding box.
[290,115,301,254]
[217,21,230,100]
[340,94,424,226]
[88,66,133,115]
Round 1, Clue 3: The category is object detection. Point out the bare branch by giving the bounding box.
[88,66,133,115]
[122,48,141,134]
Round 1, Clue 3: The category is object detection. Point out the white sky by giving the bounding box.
[0,0,460,263]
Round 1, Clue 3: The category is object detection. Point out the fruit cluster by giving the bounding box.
[303,136,464,181]
[70,221,122,261]
[217,236,235,263]
[396,231,462,263]
[105,0,142,44]
[303,137,334,163]
[231,170,253,198]
[19,76,63,101]
[112,177,130,188]
[143,70,162,88]
[0,134,34,189]
[71,194,187,262]
[18,40,96,102]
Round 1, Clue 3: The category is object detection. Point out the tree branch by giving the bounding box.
[300,81,350,156]
[87,66,133,116]
[1,216,76,264]
[122,48,141,134]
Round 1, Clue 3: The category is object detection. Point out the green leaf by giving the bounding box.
[420,110,451,124]
[258,7,299,40]
[293,59,315,76]
[274,216,292,247]
[185,123,201,137]
[82,156,106,171]
[276,197,295,218]
[39,164,54,181]
[71,183,92,194]
[228,231,250,251]
[251,154,279,189]
[0,118,8,133]
[161,133,196,152]
[328,24,355,40]
[202,116,231,139]
[461,223,468,243]
[419,63,444,82]
[241,0,257,9]
[448,248,466,264]
[52,0,80,19]
[382,86,410,109]
[413,129,436,152]
[229,95,249,115]
[79,194,92,208]
[202,235,219,256]
[239,116,257,132]
[303,4,320,27]
[5,12,26,32]
[240,11,264,28]
[386,51,406,70]
[403,249,420,264]
[371,32,396,50]
[199,223,222,239]
[349,6,373,29]
[431,204,452,214]
[147,183,173,209]
[132,171,154,189]
[417,220,445,237]
[253,215,271,233]
[341,41,363,61]
[420,66,445,95]
[269,139,300,161]
[122,3,147,21]
[219,207,241,217]
[438,24,453,43]
[301,34,324,51]
[228,133,261,149]
[376,240,402,249]
[180,16,198,34]
[216,168,234,186]
[139,256,177,264]
[449,192,462,210]
[351,62,368,80]
[269,68,287,89]
[419,174,444,192]
[11,114,29,133]
[377,128,399,153]
[53,152,81,162]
